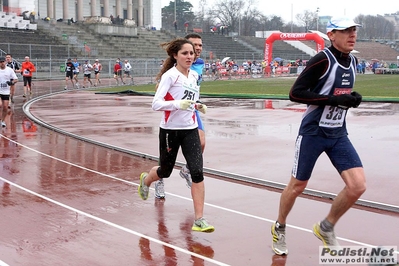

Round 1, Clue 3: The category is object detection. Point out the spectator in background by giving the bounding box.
[357,62,362,73]
[184,21,189,33]
[30,11,36,23]
[261,60,267,74]
[204,60,210,78]
[242,60,249,74]
[231,60,239,79]
[215,59,222,80]
[361,61,366,74]
[22,11,29,20]
[173,20,177,31]
[372,61,378,73]
[115,15,122,25]
[211,61,217,78]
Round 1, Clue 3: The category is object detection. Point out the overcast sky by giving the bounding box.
[161,0,399,23]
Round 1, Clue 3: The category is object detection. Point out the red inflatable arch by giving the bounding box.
[264,32,325,67]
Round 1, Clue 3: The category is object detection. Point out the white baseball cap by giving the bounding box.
[326,17,362,33]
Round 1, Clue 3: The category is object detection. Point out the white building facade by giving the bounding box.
[1,0,162,29]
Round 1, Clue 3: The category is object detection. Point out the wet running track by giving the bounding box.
[0,80,398,266]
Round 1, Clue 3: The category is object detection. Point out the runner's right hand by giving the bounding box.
[176,100,195,111]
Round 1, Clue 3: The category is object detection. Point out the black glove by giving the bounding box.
[6,80,13,86]
[327,94,357,109]
[351,91,362,108]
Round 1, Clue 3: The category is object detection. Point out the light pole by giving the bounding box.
[239,15,241,36]
[174,0,177,22]
[316,7,319,31]
[200,0,206,32]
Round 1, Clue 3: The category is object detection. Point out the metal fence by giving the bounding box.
[0,40,307,81]
[0,43,81,61]
[0,44,303,83]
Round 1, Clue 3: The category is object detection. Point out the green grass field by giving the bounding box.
[99,74,399,102]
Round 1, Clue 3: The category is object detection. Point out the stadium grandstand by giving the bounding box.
[1,0,399,80]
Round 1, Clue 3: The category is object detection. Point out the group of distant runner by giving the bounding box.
[0,56,135,107]
[0,53,36,128]
[64,58,134,89]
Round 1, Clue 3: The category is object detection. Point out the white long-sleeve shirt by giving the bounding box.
[152,67,200,130]
[0,66,18,95]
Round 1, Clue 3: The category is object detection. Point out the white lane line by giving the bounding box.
[2,134,397,254]
[0,260,9,266]
[0,176,230,266]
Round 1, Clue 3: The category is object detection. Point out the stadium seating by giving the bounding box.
[0,12,34,30]
[0,27,75,59]
[354,41,399,62]
[37,20,169,59]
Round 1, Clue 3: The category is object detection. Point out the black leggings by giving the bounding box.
[157,128,203,183]
[23,76,32,87]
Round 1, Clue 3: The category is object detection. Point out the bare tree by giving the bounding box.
[240,8,265,36]
[207,0,254,33]
[161,0,398,39]
[295,10,318,32]
[356,15,395,40]
[195,0,207,31]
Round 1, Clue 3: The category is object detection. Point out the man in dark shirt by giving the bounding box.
[271,17,366,256]
[5,54,20,104]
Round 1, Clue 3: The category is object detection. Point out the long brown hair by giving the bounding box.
[155,38,194,87]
